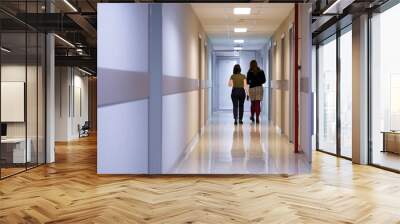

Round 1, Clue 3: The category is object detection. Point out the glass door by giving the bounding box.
[370,3,400,171]
[339,27,352,159]
[316,26,353,159]
[317,35,337,155]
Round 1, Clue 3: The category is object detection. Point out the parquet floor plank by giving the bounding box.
[1,135,400,223]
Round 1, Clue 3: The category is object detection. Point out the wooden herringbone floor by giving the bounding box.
[1,135,400,223]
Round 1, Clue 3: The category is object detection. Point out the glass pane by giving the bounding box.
[318,37,337,154]
[340,29,352,158]
[38,33,46,165]
[371,4,400,171]
[27,31,38,169]
[1,31,27,177]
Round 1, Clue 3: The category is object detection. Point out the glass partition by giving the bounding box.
[339,28,352,158]
[27,31,38,169]
[0,31,28,177]
[317,36,337,154]
[0,2,46,179]
[370,3,400,171]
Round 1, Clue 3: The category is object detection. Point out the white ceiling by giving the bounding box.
[191,3,293,51]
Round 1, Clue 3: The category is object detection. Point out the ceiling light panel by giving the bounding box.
[233,8,251,15]
[234,39,244,44]
[234,28,247,33]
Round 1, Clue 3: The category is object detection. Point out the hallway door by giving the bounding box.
[218,58,239,110]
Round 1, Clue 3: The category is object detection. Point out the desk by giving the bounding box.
[1,138,31,163]
[382,131,400,154]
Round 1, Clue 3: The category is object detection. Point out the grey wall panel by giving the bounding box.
[163,75,199,96]
[98,68,149,107]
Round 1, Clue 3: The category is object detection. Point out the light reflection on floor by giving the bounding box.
[172,111,311,174]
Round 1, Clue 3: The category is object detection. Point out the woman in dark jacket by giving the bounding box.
[246,60,266,124]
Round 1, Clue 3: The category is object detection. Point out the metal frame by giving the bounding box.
[367,11,373,166]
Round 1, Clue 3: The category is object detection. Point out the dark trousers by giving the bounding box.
[231,88,246,120]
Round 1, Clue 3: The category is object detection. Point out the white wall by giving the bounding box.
[54,67,89,141]
[97,3,149,174]
[162,4,209,172]
[299,4,313,162]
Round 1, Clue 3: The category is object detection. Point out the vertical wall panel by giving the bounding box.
[299,4,313,162]
[162,4,208,173]
[97,4,149,174]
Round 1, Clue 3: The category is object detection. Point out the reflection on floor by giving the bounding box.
[373,151,400,171]
[172,112,311,174]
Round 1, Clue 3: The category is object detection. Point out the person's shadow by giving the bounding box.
[230,125,245,171]
[246,124,266,173]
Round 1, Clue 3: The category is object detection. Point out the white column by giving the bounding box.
[46,32,55,163]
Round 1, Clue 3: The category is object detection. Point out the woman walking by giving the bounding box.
[247,60,266,124]
[229,64,248,125]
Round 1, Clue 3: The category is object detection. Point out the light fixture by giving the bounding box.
[54,34,75,48]
[78,67,93,76]
[234,39,244,44]
[322,0,351,15]
[1,47,11,53]
[234,28,247,33]
[63,0,78,12]
[234,47,243,51]
[233,8,251,15]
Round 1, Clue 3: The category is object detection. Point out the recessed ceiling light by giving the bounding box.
[234,28,247,33]
[233,8,251,15]
[234,47,243,51]
[234,39,244,44]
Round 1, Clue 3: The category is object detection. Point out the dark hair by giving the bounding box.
[233,64,241,74]
[250,60,259,72]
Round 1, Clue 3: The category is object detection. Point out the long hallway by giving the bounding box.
[173,112,310,174]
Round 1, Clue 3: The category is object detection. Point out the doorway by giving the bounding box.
[216,57,239,111]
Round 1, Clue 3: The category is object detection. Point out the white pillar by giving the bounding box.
[46,32,55,163]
